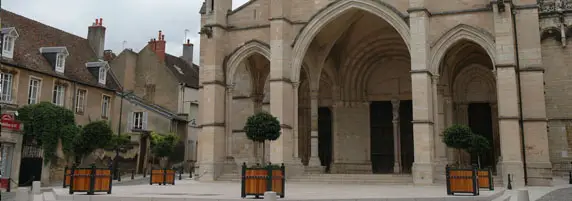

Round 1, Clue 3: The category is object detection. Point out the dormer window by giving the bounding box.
[2,27,19,59]
[98,66,107,84]
[85,61,109,85]
[39,46,69,73]
[55,53,67,73]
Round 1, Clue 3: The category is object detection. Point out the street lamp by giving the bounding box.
[113,90,134,180]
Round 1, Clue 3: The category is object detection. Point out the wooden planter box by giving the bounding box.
[445,165,479,196]
[477,168,494,190]
[68,165,112,195]
[63,167,71,188]
[149,168,176,185]
[241,163,285,198]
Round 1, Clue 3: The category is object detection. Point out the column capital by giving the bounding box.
[226,84,234,93]
[432,74,440,81]
[292,82,300,89]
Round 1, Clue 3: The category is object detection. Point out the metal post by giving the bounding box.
[89,164,96,195]
[131,169,134,180]
[266,163,272,192]
[280,163,285,198]
[507,174,513,190]
[117,167,121,181]
[63,166,68,188]
[241,162,246,198]
[143,167,147,178]
[179,167,182,180]
[163,168,167,185]
[69,166,75,194]
[445,165,452,195]
[569,171,572,185]
[6,177,10,192]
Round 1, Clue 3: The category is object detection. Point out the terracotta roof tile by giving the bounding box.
[0,9,119,91]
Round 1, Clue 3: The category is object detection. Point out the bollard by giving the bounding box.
[15,187,30,201]
[516,189,530,201]
[507,174,512,190]
[131,169,135,180]
[569,171,572,184]
[32,181,41,194]
[264,191,277,201]
[143,168,147,178]
[179,168,182,180]
[7,177,11,192]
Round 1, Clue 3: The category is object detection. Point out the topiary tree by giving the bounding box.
[16,102,80,164]
[150,132,180,168]
[468,134,491,169]
[442,124,474,166]
[244,111,281,165]
[74,120,113,164]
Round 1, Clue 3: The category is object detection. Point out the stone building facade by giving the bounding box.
[197,0,572,187]
[0,10,120,186]
[110,33,200,172]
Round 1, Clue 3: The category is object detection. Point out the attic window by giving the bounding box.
[2,27,19,59]
[173,65,184,74]
[98,66,107,84]
[55,53,67,73]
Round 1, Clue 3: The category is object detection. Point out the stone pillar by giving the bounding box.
[293,82,300,159]
[269,0,303,177]
[391,99,401,173]
[444,97,456,164]
[492,2,525,188]
[196,0,231,181]
[409,4,435,184]
[226,85,234,158]
[308,89,321,166]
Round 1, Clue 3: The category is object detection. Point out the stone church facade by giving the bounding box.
[197,0,572,187]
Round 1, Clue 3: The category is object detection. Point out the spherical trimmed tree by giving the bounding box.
[468,134,491,168]
[244,111,281,165]
[442,124,474,166]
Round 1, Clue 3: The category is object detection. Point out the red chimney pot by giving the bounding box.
[187,39,190,44]
[95,19,99,25]
[99,18,103,26]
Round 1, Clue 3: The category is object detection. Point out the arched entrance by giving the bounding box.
[225,42,271,166]
[294,3,412,174]
[437,40,500,172]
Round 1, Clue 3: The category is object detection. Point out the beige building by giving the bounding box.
[0,10,121,187]
[196,0,572,187]
[110,32,200,172]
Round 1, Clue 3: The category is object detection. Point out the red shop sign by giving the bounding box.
[1,113,21,131]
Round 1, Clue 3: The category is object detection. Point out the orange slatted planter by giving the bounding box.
[150,168,176,185]
[446,165,479,196]
[241,163,285,198]
[68,165,112,195]
[477,168,494,190]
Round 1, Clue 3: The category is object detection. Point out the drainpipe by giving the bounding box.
[510,3,528,185]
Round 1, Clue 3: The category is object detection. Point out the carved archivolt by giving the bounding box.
[291,0,410,83]
[225,40,271,86]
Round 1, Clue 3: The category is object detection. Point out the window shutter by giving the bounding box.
[143,112,148,130]
[126,112,133,133]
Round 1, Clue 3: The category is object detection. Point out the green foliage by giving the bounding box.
[468,134,491,155]
[244,111,281,143]
[16,102,79,163]
[74,120,113,158]
[150,132,180,158]
[106,134,131,150]
[442,124,473,150]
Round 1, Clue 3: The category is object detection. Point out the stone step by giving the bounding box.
[288,174,413,184]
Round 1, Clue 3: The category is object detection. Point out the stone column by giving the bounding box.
[308,89,321,166]
[269,0,304,177]
[433,75,447,164]
[409,4,435,184]
[391,99,401,173]
[492,2,525,188]
[225,85,234,158]
[293,82,300,159]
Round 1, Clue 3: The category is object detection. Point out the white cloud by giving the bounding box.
[2,0,251,65]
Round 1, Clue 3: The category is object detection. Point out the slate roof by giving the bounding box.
[119,91,187,122]
[0,9,119,91]
[164,54,199,89]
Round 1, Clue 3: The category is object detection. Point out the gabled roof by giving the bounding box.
[119,91,187,122]
[164,54,199,89]
[0,9,119,91]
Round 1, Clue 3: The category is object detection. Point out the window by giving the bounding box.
[55,54,66,73]
[28,78,41,104]
[3,36,13,52]
[0,72,13,103]
[133,112,144,129]
[98,67,107,84]
[52,84,65,106]
[101,95,110,118]
[75,89,86,113]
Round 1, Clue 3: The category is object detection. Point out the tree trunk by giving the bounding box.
[477,155,481,169]
[262,141,266,165]
[457,148,462,167]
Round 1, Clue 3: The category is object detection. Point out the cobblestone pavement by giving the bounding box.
[536,187,572,201]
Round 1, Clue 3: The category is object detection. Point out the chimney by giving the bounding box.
[182,39,194,65]
[87,18,106,59]
[148,30,166,62]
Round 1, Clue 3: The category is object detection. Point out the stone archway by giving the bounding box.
[294,4,411,175]
[224,42,271,167]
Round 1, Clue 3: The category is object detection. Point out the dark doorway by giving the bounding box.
[318,107,333,172]
[399,100,414,174]
[468,103,495,170]
[370,101,394,174]
[18,144,42,186]
[137,134,149,174]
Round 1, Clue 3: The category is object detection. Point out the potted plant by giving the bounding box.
[241,112,285,198]
[442,124,473,167]
[150,132,179,168]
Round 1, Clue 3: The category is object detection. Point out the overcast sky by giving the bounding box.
[2,0,249,65]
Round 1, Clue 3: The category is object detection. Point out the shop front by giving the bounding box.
[0,111,23,191]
